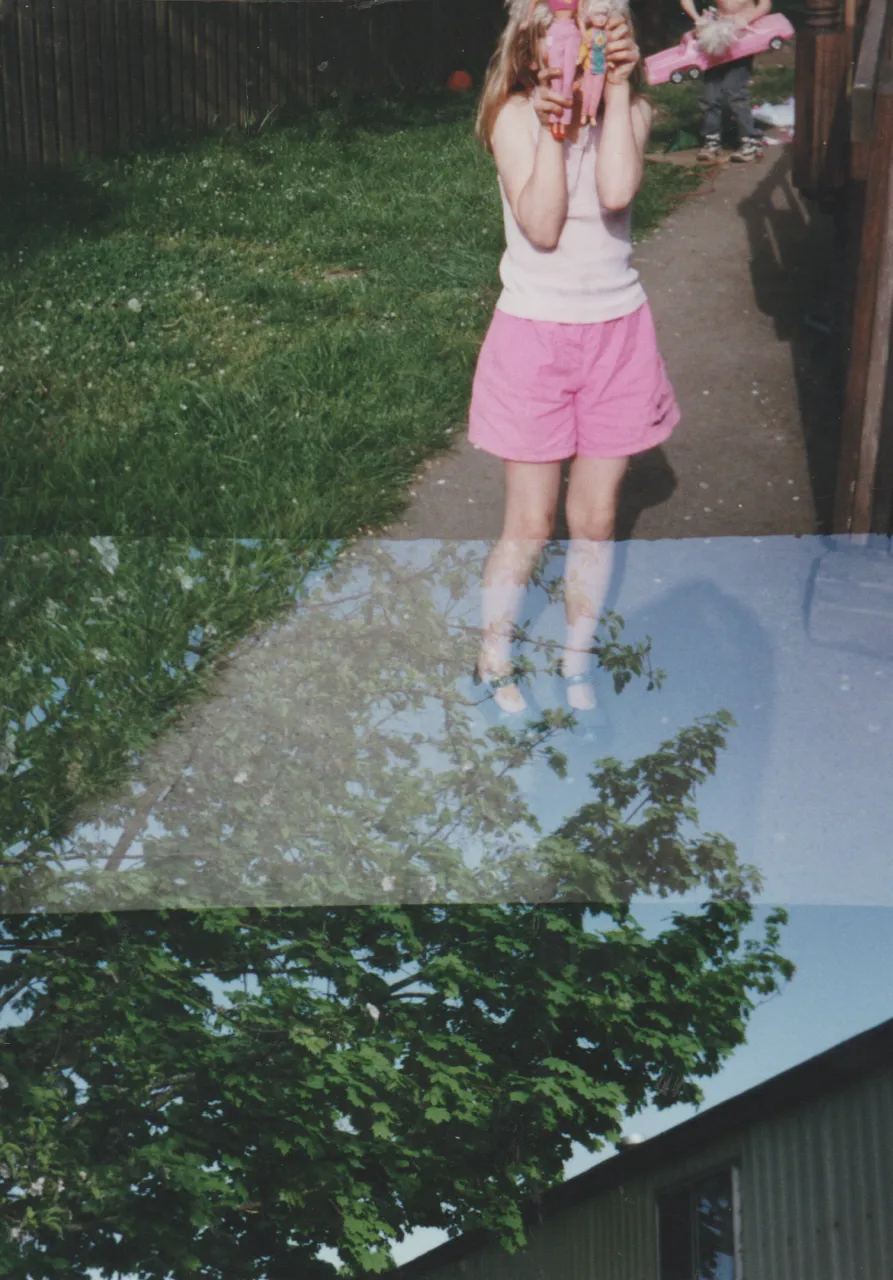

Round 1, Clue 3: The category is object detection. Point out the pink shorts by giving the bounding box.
[468,303,680,462]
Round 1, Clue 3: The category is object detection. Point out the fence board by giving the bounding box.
[99,0,119,156]
[16,0,43,166]
[0,0,506,171]
[225,2,240,127]
[67,0,90,162]
[0,0,26,168]
[114,0,132,153]
[127,2,145,144]
[53,0,74,166]
[35,0,60,168]
[201,4,217,126]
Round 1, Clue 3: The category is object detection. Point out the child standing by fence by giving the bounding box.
[680,0,772,163]
[470,0,680,715]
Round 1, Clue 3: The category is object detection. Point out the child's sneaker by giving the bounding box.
[730,137,763,163]
[697,134,722,163]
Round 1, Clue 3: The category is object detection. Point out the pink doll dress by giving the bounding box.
[545,15,583,137]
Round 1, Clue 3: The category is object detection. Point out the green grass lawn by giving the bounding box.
[1,90,702,878]
[1,92,700,542]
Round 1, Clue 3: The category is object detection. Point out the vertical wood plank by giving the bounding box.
[853,82,893,532]
[66,0,90,163]
[835,79,893,532]
[52,0,75,167]
[0,0,27,171]
[35,0,61,168]
[202,2,217,127]
[246,0,259,126]
[216,1,229,127]
[228,0,241,128]
[81,0,104,158]
[114,0,132,154]
[97,0,115,156]
[16,0,42,169]
[98,0,119,156]
[191,1,206,128]
[167,0,183,132]
[253,0,265,121]
[180,2,195,133]
[128,0,147,146]
[154,1,171,135]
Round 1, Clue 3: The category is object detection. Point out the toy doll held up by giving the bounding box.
[518,0,631,139]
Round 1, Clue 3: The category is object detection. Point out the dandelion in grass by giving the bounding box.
[92,648,110,663]
[174,567,195,592]
[126,298,143,313]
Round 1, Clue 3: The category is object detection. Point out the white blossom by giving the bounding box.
[127,298,142,313]
[89,536,119,575]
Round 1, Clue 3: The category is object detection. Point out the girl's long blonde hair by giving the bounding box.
[474,0,645,153]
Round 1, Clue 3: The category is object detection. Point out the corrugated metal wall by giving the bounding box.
[412,1063,893,1280]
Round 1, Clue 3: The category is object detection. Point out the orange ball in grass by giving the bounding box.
[447,70,473,93]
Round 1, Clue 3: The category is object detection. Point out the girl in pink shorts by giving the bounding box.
[470,1,680,713]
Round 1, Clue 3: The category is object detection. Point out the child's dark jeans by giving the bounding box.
[699,55,761,141]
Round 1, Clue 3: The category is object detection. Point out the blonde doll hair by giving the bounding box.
[578,0,630,22]
[694,12,740,56]
[475,0,643,152]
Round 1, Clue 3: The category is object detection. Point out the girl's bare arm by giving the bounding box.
[491,91,570,251]
[595,86,652,211]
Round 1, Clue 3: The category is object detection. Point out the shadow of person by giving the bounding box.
[553,446,678,542]
[736,147,844,532]
[606,570,775,869]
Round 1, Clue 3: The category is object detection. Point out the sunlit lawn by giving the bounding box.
[1,91,702,542]
[1,90,703,874]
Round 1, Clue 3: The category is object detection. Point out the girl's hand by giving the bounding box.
[532,63,573,132]
[604,16,640,87]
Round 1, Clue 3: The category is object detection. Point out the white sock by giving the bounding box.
[562,539,614,683]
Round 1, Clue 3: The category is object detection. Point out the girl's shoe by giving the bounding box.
[730,137,763,163]
[697,135,723,163]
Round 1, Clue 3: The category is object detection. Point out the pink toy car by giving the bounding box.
[645,13,795,86]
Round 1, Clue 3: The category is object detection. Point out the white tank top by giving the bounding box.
[495,96,647,325]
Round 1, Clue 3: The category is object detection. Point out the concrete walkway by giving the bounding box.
[379,137,839,543]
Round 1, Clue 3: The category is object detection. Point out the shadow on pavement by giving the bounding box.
[737,148,844,533]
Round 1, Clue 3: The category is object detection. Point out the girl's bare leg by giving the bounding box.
[479,459,563,713]
[562,454,628,710]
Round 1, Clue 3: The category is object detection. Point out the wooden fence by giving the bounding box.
[0,0,505,172]
[793,0,893,535]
